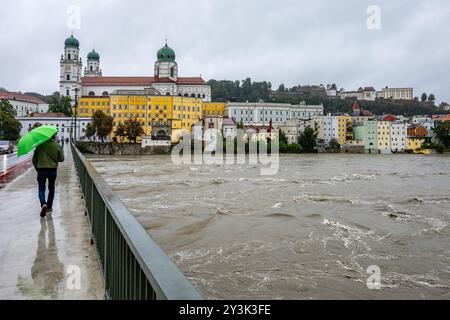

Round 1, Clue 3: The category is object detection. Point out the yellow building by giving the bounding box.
[407,137,425,151]
[314,116,324,141]
[202,102,226,117]
[337,116,348,145]
[109,90,202,142]
[377,121,391,153]
[78,96,110,117]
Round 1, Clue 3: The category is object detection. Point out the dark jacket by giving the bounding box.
[32,140,64,171]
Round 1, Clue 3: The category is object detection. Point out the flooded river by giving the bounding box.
[88,154,450,299]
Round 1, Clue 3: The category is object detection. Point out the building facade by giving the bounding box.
[390,122,408,152]
[364,120,378,153]
[17,114,95,141]
[222,117,237,139]
[340,87,377,101]
[203,102,226,117]
[377,121,391,153]
[377,87,413,100]
[225,102,323,126]
[109,90,202,142]
[59,35,82,101]
[59,35,211,102]
[0,92,48,117]
[78,96,111,117]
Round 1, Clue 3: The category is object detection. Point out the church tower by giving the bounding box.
[59,34,82,102]
[154,42,178,81]
[84,49,102,77]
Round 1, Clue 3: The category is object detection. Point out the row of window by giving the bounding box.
[79,101,109,106]
[110,105,200,112]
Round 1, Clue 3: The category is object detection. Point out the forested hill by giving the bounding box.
[207,78,448,117]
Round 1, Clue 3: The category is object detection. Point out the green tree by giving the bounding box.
[298,127,318,153]
[237,121,244,129]
[84,122,96,140]
[434,121,450,148]
[279,130,288,144]
[92,110,113,142]
[49,95,72,116]
[114,122,127,143]
[421,93,428,102]
[428,94,436,102]
[124,118,144,143]
[0,111,21,141]
[329,138,341,150]
[0,99,17,118]
[278,84,286,92]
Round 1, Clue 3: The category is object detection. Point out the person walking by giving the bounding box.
[32,133,64,217]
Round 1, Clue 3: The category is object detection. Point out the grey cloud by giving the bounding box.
[0,0,449,102]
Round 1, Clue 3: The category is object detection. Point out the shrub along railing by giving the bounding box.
[71,143,202,300]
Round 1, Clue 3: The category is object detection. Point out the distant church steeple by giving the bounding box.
[59,34,82,101]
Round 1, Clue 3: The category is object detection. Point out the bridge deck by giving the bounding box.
[0,146,104,299]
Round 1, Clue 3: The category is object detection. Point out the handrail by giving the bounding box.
[71,143,202,300]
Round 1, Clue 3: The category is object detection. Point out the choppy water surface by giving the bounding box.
[88,154,450,299]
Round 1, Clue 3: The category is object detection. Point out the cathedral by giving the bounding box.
[59,34,211,102]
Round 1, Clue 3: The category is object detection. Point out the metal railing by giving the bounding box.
[71,143,202,300]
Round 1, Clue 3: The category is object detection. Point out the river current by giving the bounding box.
[88,154,450,299]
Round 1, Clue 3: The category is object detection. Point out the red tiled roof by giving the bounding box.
[0,91,46,105]
[81,76,206,86]
[382,114,398,122]
[432,114,450,122]
[222,117,236,126]
[30,112,67,118]
[176,77,206,85]
[352,101,361,111]
[81,77,154,86]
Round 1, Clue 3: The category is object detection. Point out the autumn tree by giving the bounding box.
[92,110,113,142]
[124,118,144,143]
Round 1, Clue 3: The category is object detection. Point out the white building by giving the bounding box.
[339,87,377,101]
[0,91,49,117]
[390,122,408,152]
[59,35,82,101]
[222,117,237,139]
[377,87,413,100]
[279,118,316,144]
[17,114,100,142]
[59,35,211,102]
[225,101,323,126]
[322,115,340,145]
[326,84,338,97]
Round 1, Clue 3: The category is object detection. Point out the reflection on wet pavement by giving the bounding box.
[0,146,104,300]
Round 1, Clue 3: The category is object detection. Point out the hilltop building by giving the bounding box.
[0,91,49,116]
[59,34,211,102]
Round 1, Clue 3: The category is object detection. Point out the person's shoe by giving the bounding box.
[40,205,47,218]
[47,208,53,215]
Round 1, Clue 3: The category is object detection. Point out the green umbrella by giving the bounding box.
[18,125,58,157]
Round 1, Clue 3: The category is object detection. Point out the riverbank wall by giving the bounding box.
[75,142,171,155]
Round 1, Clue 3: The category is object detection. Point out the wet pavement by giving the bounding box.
[0,152,32,187]
[0,146,104,300]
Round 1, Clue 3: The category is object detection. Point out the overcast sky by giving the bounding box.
[0,0,449,102]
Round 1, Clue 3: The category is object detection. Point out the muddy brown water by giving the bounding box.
[88,154,450,299]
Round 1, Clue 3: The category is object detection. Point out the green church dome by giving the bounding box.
[65,35,79,48]
[157,43,176,62]
[87,50,100,61]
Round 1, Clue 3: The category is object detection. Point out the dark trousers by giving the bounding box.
[37,170,57,208]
